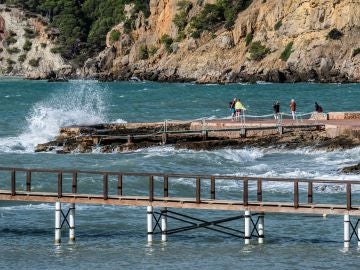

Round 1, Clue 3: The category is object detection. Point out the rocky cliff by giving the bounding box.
[81,0,360,83]
[0,5,72,79]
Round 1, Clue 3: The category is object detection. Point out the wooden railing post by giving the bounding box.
[164,175,168,197]
[103,173,108,200]
[57,172,63,198]
[196,177,201,204]
[294,180,299,208]
[72,171,77,193]
[243,178,248,206]
[346,183,351,210]
[11,169,16,196]
[257,179,262,202]
[149,176,154,202]
[26,171,31,192]
[118,174,123,196]
[210,176,215,200]
[308,181,313,204]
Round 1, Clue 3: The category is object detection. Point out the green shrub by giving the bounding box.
[7,58,16,65]
[173,11,188,31]
[175,31,186,42]
[23,39,32,51]
[280,41,293,61]
[326,28,343,40]
[249,41,270,60]
[352,48,360,57]
[50,47,62,54]
[123,19,134,34]
[190,30,201,39]
[109,30,121,43]
[160,34,173,53]
[139,45,148,60]
[7,35,17,44]
[148,45,158,56]
[9,30,17,37]
[24,27,38,39]
[245,33,253,46]
[274,20,282,30]
[40,43,47,48]
[189,0,253,36]
[177,0,193,12]
[18,54,27,62]
[5,35,17,45]
[29,57,40,67]
[7,47,20,54]
[7,65,14,73]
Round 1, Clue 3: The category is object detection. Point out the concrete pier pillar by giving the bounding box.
[344,214,350,248]
[162,133,168,145]
[278,126,284,135]
[69,203,75,243]
[258,213,264,244]
[55,201,61,245]
[358,220,360,247]
[147,206,153,243]
[161,208,167,242]
[202,130,208,141]
[244,210,251,245]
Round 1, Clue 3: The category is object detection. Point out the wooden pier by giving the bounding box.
[0,167,360,247]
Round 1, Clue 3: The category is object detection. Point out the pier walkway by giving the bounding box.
[1,167,360,247]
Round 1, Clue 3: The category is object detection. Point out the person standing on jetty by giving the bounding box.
[273,101,280,119]
[235,99,246,121]
[289,99,296,120]
[315,102,323,113]
[229,97,236,120]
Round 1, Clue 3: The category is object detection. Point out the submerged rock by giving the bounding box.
[341,163,360,174]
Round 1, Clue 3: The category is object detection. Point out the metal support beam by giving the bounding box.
[55,201,61,245]
[258,212,264,244]
[147,206,153,243]
[358,221,360,247]
[69,203,75,243]
[244,210,251,244]
[161,208,167,242]
[344,214,350,248]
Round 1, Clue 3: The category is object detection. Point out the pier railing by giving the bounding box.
[0,167,359,215]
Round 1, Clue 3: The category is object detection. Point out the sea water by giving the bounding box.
[0,79,359,269]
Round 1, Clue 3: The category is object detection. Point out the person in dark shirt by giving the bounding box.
[315,102,323,113]
[273,101,280,119]
[229,97,236,120]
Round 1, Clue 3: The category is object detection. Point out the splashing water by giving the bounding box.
[0,81,109,153]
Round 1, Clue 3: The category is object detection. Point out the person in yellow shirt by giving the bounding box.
[234,99,246,121]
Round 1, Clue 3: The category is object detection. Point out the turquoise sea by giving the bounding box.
[0,79,359,269]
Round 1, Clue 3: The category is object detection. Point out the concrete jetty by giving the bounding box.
[35,111,360,153]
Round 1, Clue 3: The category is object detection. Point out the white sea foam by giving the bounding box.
[0,81,108,153]
[112,118,128,124]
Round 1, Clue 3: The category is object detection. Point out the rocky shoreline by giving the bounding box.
[1,1,359,84]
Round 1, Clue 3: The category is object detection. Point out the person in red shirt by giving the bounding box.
[289,99,296,120]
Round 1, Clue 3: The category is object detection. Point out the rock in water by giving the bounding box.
[341,163,360,174]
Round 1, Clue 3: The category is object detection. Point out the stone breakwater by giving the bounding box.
[35,112,360,154]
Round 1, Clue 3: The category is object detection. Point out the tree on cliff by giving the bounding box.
[2,0,150,65]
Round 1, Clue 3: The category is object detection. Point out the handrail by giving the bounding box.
[0,167,359,213]
[0,167,358,184]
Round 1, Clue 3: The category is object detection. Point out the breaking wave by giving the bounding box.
[0,81,108,153]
